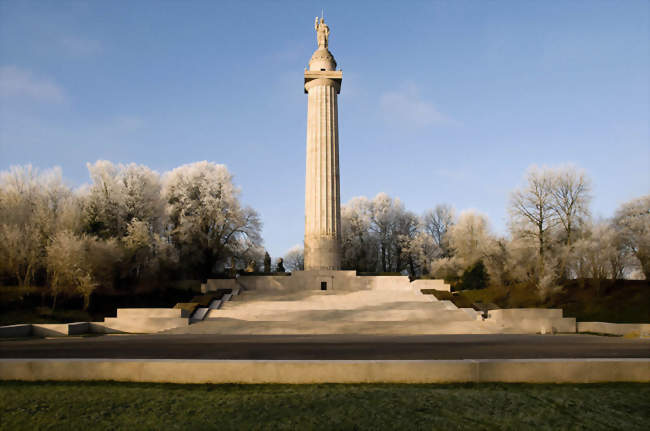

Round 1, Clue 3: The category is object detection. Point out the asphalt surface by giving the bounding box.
[1,334,649,359]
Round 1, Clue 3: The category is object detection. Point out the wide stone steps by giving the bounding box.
[164,318,500,335]
[221,291,435,308]
[177,275,489,335]
[219,298,443,312]
[207,307,474,322]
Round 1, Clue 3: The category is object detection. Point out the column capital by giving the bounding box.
[304,70,342,94]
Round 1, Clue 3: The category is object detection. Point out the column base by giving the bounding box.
[304,236,341,271]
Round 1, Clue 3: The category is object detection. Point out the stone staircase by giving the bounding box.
[188,287,241,323]
[165,275,499,335]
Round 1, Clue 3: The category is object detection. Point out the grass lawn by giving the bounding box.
[1,381,649,430]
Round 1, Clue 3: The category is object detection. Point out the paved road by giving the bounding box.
[1,334,649,359]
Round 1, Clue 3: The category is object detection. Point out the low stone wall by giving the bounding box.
[100,317,188,334]
[0,324,31,337]
[100,308,189,333]
[117,308,190,318]
[370,276,411,291]
[1,358,647,383]
[0,322,92,338]
[88,322,124,334]
[578,322,650,337]
[487,309,576,333]
[204,271,412,294]
[505,317,576,334]
[488,309,563,320]
[0,309,190,337]
[32,324,73,337]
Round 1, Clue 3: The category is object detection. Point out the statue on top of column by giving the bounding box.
[314,17,329,49]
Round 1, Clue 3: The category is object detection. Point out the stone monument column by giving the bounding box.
[303,17,342,270]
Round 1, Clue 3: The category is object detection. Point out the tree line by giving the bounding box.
[0,161,263,308]
[336,165,648,296]
[1,161,647,308]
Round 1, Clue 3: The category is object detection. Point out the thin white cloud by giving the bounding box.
[380,83,456,127]
[60,36,102,56]
[0,66,66,103]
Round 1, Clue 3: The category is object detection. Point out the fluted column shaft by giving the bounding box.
[304,78,341,270]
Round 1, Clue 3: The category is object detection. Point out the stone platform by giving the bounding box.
[165,271,574,335]
[0,272,583,336]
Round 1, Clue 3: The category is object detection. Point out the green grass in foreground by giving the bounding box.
[1,382,649,430]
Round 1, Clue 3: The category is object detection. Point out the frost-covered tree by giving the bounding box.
[394,210,420,275]
[83,161,125,239]
[284,245,304,271]
[46,230,97,310]
[422,204,455,257]
[0,161,263,296]
[0,165,74,287]
[509,165,593,283]
[367,193,425,273]
[551,166,591,246]
[612,195,650,279]
[509,166,558,262]
[401,231,439,276]
[164,161,262,278]
[340,193,427,274]
[341,194,445,275]
[341,196,378,271]
[0,224,41,288]
[447,210,493,265]
[607,226,629,280]
[431,210,497,283]
[369,193,401,272]
[83,161,165,239]
[571,221,621,290]
[502,235,538,283]
[121,218,175,282]
[506,165,598,295]
[120,163,166,232]
[85,237,123,290]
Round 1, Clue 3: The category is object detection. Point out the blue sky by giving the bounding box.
[1,1,648,258]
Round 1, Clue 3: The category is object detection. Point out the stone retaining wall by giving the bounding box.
[487,309,576,333]
[1,358,647,383]
[577,322,650,337]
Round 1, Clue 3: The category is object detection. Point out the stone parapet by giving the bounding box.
[2,359,648,384]
[117,308,190,318]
